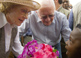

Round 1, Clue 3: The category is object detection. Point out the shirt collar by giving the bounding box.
[52,11,57,24]
[52,19,55,24]
[33,11,42,23]
[37,17,41,22]
[0,12,8,28]
[57,5,62,11]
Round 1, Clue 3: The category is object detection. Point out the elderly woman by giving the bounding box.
[0,0,40,58]
[65,24,81,58]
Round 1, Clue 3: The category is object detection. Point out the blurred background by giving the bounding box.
[69,0,81,6]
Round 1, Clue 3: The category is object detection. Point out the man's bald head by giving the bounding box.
[36,0,55,26]
[38,0,55,11]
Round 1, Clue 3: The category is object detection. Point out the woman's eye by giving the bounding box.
[21,9,28,13]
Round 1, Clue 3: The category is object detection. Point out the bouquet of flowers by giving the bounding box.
[18,40,59,58]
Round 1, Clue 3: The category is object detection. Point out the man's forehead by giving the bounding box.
[40,7,54,11]
[38,0,55,10]
[38,7,54,14]
[41,13,54,16]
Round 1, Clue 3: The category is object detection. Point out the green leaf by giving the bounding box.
[57,56,59,58]
[53,48,57,52]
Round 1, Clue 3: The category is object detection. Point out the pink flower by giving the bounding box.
[31,44,58,58]
[31,49,58,58]
[18,40,59,58]
[56,51,59,57]
[42,44,53,52]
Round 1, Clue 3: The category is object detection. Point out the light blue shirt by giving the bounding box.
[19,11,71,46]
[69,9,73,30]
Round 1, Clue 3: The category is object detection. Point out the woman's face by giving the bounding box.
[65,28,81,58]
[6,5,31,26]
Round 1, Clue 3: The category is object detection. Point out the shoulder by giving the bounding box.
[0,12,4,19]
[73,1,81,13]
[30,11,37,16]
[29,11,38,18]
[28,11,39,22]
[59,7,70,13]
[0,12,7,28]
[63,8,70,12]
[55,11,67,19]
[73,1,81,8]
[54,11,67,22]
[62,8,70,14]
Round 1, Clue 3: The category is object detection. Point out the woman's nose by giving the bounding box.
[23,14,28,19]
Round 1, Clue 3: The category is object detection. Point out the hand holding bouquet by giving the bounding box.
[18,40,59,58]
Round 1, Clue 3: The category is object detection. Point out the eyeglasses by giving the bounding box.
[41,14,54,20]
[21,9,31,15]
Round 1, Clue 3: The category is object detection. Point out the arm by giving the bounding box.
[12,29,23,57]
[61,16,71,42]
